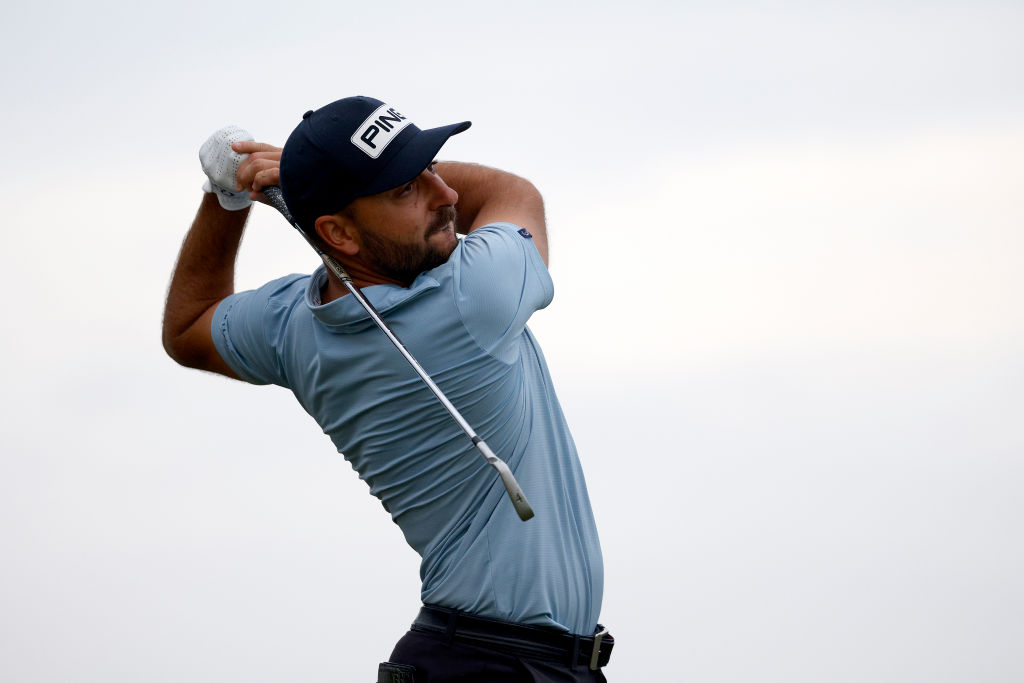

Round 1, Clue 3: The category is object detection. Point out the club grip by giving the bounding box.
[262,186,294,223]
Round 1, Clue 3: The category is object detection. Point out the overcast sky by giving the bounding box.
[2,2,1023,681]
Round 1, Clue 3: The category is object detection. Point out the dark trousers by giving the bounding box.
[386,628,610,682]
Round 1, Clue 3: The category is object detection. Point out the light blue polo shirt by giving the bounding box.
[212,222,603,634]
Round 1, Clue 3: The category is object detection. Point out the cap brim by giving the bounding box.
[362,121,471,197]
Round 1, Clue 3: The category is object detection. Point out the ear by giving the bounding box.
[314,212,360,256]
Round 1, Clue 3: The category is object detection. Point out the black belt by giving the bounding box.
[411,605,613,671]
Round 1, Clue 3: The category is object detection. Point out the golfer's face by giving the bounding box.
[351,163,459,281]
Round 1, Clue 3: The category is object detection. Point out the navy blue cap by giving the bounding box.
[279,96,471,231]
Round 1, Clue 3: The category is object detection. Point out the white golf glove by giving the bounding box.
[199,125,254,211]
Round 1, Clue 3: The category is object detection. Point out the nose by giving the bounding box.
[424,169,458,209]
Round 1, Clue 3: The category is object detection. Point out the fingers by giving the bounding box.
[239,161,280,192]
[233,140,281,155]
[249,167,281,200]
[235,142,282,192]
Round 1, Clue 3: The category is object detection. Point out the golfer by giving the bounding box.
[162,96,611,682]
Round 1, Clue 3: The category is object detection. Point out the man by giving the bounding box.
[163,96,610,682]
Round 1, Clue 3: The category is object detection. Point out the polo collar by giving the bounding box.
[305,264,441,333]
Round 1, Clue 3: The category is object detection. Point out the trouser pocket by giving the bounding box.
[377,661,418,683]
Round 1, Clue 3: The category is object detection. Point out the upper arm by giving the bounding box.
[466,177,548,265]
[164,276,297,386]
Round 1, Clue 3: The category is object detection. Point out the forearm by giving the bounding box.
[162,192,249,371]
[435,162,542,231]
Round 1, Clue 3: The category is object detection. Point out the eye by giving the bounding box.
[427,160,438,174]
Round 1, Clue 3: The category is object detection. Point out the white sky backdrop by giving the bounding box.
[2,1,1022,681]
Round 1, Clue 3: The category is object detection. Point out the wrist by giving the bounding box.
[202,178,252,211]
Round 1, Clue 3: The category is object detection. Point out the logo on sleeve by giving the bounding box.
[350,104,412,158]
[517,228,533,239]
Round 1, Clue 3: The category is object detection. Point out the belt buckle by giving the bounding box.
[589,627,608,670]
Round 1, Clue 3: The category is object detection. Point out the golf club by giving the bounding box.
[261,185,535,522]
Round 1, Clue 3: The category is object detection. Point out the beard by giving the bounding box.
[360,205,458,284]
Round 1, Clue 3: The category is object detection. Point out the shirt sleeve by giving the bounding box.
[210,274,307,386]
[452,222,554,358]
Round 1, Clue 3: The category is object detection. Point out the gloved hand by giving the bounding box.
[199,125,255,210]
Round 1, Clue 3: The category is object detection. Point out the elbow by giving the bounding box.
[161,320,209,371]
[162,326,238,380]
[161,298,224,371]
[163,336,221,372]
[518,178,546,228]
[162,329,196,369]
[161,318,181,363]
[516,176,544,208]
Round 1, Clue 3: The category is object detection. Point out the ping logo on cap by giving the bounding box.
[351,104,412,158]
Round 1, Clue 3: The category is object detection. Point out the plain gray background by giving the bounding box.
[1,1,1022,680]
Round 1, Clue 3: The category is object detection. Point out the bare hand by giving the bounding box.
[233,141,282,203]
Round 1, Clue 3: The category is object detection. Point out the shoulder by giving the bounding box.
[447,223,553,356]
[465,221,537,240]
[218,273,310,317]
[459,222,545,262]
[256,272,311,302]
[454,221,552,303]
